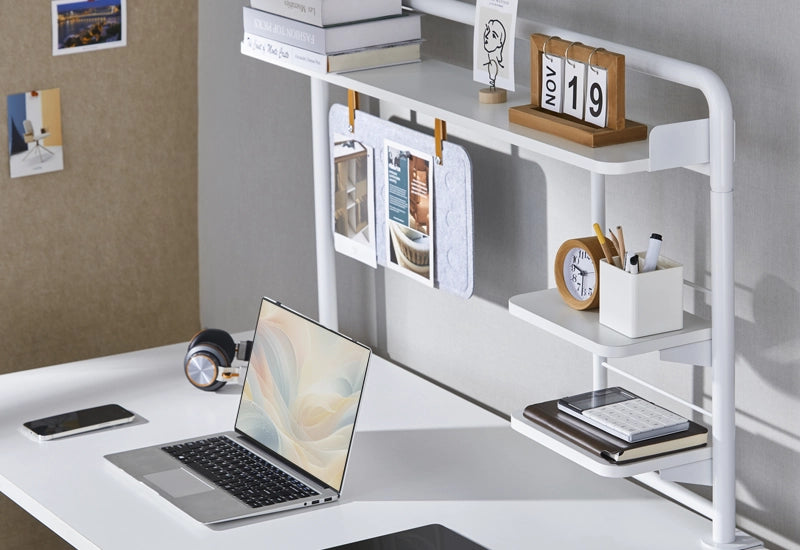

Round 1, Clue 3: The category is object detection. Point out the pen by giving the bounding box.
[592,223,615,265]
[626,253,639,274]
[642,233,662,272]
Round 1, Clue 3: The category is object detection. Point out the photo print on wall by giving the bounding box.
[7,89,64,179]
[52,0,127,56]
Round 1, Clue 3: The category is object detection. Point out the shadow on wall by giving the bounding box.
[734,274,800,549]
[738,274,800,395]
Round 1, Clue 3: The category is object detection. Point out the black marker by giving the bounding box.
[626,253,639,274]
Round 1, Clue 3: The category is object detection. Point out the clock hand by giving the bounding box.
[571,263,587,276]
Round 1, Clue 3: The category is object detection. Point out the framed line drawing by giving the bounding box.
[52,0,127,56]
[472,0,517,92]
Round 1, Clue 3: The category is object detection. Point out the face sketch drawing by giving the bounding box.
[482,19,506,88]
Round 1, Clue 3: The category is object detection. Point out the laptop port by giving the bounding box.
[312,500,320,504]
[324,497,332,502]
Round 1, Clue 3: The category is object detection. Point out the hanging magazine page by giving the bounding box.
[332,134,377,267]
[384,140,434,287]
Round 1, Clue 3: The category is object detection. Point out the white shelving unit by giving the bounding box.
[242,1,759,547]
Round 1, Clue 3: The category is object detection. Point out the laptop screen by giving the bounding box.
[234,297,371,492]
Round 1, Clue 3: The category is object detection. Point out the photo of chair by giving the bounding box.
[22,119,54,163]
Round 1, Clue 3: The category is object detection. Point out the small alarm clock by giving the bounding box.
[554,237,605,310]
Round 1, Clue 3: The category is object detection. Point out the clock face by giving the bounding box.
[562,246,596,301]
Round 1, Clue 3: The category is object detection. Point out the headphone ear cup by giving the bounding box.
[184,329,235,391]
[188,329,236,363]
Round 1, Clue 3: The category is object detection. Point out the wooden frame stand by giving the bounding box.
[509,34,647,148]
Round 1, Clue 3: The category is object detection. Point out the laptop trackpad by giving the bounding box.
[145,469,215,498]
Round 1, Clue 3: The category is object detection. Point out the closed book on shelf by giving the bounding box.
[522,399,708,463]
[244,7,421,54]
[242,32,420,74]
[250,0,402,27]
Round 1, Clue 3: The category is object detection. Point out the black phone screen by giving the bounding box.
[24,404,134,437]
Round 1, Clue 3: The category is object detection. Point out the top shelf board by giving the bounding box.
[242,43,711,176]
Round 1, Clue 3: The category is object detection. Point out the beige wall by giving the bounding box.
[0,2,199,548]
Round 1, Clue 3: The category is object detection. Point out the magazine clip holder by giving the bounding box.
[434,118,447,165]
[347,89,359,133]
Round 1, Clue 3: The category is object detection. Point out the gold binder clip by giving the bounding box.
[434,118,447,165]
[347,89,359,133]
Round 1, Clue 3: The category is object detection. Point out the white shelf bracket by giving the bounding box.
[658,458,712,486]
[649,118,710,172]
[659,340,712,367]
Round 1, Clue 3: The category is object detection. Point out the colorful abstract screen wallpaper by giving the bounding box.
[236,299,370,491]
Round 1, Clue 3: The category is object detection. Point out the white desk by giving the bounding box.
[0,341,714,549]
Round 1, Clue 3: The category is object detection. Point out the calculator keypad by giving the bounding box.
[582,398,689,442]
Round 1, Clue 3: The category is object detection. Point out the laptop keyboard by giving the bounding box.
[162,436,319,508]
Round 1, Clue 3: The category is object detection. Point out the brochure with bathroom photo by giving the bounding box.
[384,139,434,287]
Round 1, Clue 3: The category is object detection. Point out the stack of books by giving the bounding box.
[243,0,422,74]
[523,387,708,464]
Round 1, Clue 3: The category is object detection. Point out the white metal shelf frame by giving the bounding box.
[291,1,747,547]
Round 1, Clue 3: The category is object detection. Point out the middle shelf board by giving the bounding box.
[508,289,711,359]
[241,42,711,176]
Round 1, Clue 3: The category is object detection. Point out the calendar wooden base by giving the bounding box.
[479,87,507,104]
[509,104,647,148]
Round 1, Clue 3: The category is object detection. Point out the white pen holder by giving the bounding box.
[599,255,683,338]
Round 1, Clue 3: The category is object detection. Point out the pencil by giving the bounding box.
[607,228,621,266]
[616,225,626,267]
[592,223,615,265]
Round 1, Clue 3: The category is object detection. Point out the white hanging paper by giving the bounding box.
[562,59,586,120]
[584,66,608,127]
[541,53,565,113]
[472,0,518,92]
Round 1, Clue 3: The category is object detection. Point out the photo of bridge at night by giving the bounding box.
[53,0,126,54]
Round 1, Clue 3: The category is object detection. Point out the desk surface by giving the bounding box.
[0,341,713,549]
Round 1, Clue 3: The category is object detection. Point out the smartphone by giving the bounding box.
[23,404,135,441]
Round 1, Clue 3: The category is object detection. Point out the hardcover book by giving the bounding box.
[242,32,420,74]
[250,0,402,27]
[522,399,708,463]
[244,7,421,55]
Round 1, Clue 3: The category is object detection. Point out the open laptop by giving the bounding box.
[105,297,371,524]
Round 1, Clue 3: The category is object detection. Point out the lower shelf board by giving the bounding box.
[510,408,712,479]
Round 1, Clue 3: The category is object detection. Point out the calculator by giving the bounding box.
[557,387,690,443]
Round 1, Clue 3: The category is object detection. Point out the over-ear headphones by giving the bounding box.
[184,329,252,391]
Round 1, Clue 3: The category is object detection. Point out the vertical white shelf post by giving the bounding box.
[590,172,608,391]
[311,77,338,330]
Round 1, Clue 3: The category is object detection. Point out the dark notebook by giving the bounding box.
[325,524,488,550]
[522,399,708,463]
